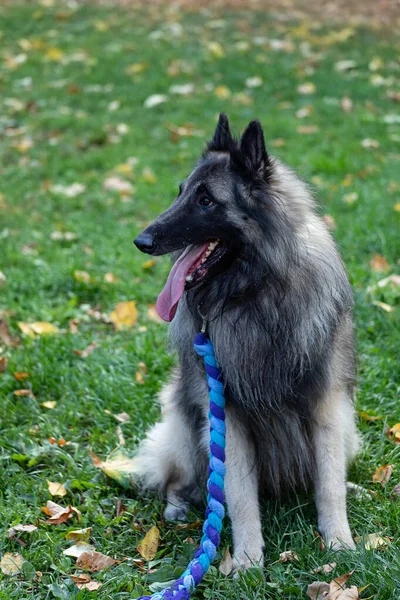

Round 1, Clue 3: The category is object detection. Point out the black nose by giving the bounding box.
[134,233,156,254]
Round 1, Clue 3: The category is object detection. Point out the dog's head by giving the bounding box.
[134,114,284,321]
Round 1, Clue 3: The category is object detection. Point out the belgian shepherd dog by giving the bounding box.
[133,114,359,569]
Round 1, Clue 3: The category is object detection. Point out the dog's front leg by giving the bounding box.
[219,411,264,570]
[313,389,356,550]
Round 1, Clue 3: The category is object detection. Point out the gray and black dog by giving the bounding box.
[133,114,360,569]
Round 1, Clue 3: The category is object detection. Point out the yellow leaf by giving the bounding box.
[297,82,316,95]
[17,321,59,338]
[13,372,29,381]
[394,202,400,212]
[41,400,57,409]
[279,550,299,562]
[104,272,120,284]
[94,20,108,31]
[114,163,133,175]
[388,423,400,443]
[125,62,147,75]
[45,47,64,61]
[372,465,393,486]
[137,526,160,561]
[65,527,92,541]
[142,167,157,184]
[110,301,138,330]
[142,260,156,270]
[90,447,137,488]
[214,85,231,99]
[135,362,147,385]
[363,533,390,550]
[63,542,94,557]
[47,481,67,497]
[0,552,25,575]
[372,301,395,313]
[74,270,91,284]
[147,305,165,324]
[206,41,224,58]
[13,389,35,398]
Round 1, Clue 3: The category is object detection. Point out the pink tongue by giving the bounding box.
[156,244,208,322]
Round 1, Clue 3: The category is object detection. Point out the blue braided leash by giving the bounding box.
[138,333,226,600]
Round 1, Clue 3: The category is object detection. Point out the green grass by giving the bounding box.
[0,2,399,598]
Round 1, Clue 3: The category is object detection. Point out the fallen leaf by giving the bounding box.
[13,389,35,398]
[41,400,57,409]
[394,203,400,212]
[335,59,357,72]
[169,83,194,95]
[17,322,59,338]
[361,138,379,149]
[75,577,102,591]
[372,465,393,486]
[115,412,130,423]
[245,76,263,88]
[147,305,164,324]
[50,183,85,197]
[341,97,353,113]
[214,85,231,99]
[50,231,77,241]
[142,167,157,184]
[126,62,147,76]
[0,553,25,575]
[7,524,37,539]
[47,481,67,497]
[363,533,390,550]
[359,412,382,422]
[0,357,7,373]
[144,94,168,108]
[297,82,316,95]
[343,193,358,204]
[73,341,97,358]
[135,362,147,385]
[297,125,320,134]
[110,301,138,330]
[137,526,160,561]
[90,447,137,488]
[77,550,118,572]
[279,550,299,562]
[142,259,156,270]
[219,546,233,576]
[312,562,337,574]
[63,542,95,557]
[322,214,336,230]
[104,272,120,283]
[391,483,400,498]
[45,47,64,61]
[307,571,357,600]
[73,270,91,284]
[65,528,92,541]
[42,501,81,525]
[376,275,400,288]
[116,425,125,446]
[370,254,390,273]
[372,301,395,313]
[296,106,313,119]
[388,423,400,443]
[206,41,224,58]
[0,271,7,287]
[387,90,400,102]
[13,372,29,381]
[0,318,20,347]
[103,176,133,195]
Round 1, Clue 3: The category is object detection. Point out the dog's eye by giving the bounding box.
[198,197,213,207]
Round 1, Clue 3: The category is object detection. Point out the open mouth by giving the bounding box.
[156,239,231,322]
[184,240,228,290]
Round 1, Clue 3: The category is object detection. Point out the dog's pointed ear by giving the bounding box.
[207,113,233,152]
[240,120,270,176]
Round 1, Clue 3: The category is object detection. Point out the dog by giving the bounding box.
[133,114,360,569]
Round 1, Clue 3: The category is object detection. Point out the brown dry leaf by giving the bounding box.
[219,546,233,576]
[388,423,400,443]
[73,341,97,358]
[0,318,20,347]
[7,524,37,539]
[312,562,337,574]
[391,483,400,498]
[387,90,400,102]
[110,301,137,330]
[372,465,393,486]
[135,361,147,385]
[65,528,92,541]
[104,272,120,283]
[361,138,379,149]
[0,552,25,575]
[47,481,67,497]
[370,254,390,273]
[42,501,81,525]
[75,577,102,591]
[13,371,29,381]
[76,550,118,572]
[0,357,7,373]
[147,305,164,324]
[279,550,299,562]
[17,321,59,338]
[307,571,357,600]
[322,215,336,230]
[372,301,395,313]
[137,525,160,561]
[115,412,130,423]
[13,389,35,398]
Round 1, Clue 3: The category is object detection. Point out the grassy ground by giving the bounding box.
[0,2,399,598]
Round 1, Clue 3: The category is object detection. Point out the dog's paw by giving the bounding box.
[232,550,264,574]
[164,501,189,522]
[325,535,356,551]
